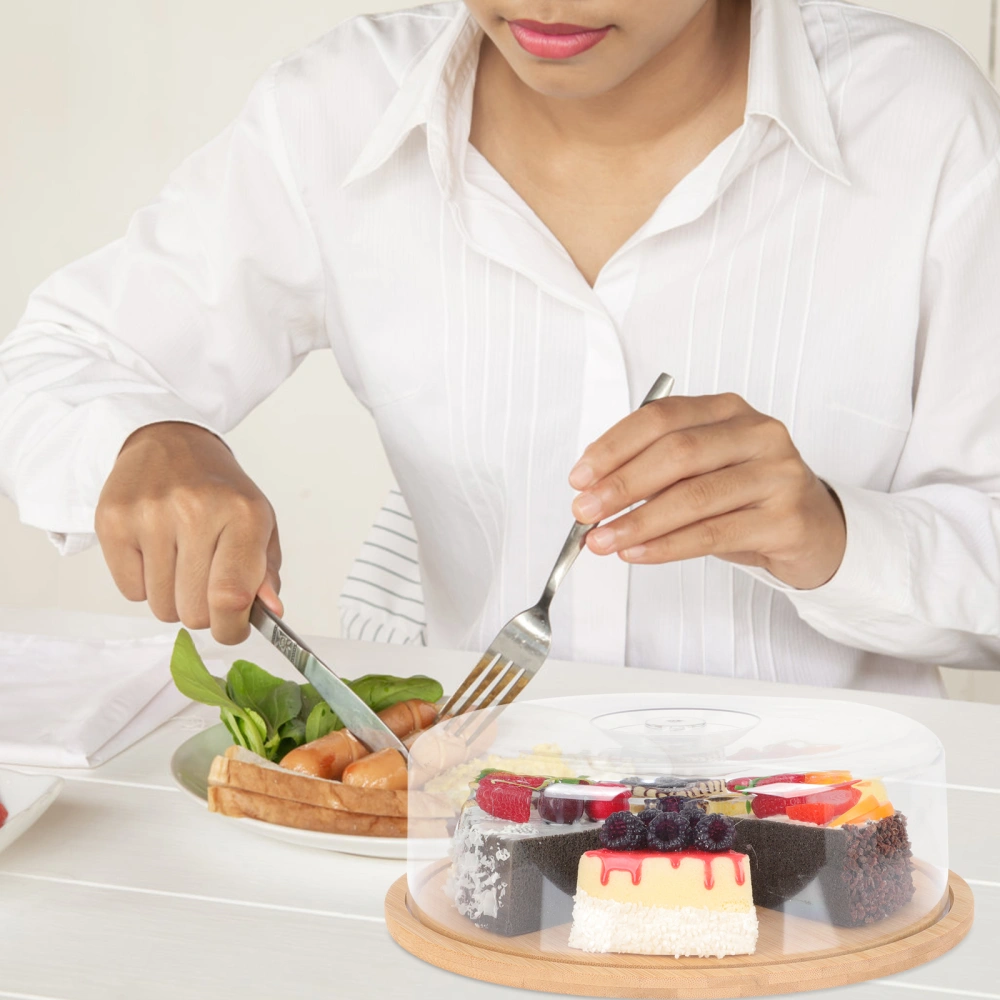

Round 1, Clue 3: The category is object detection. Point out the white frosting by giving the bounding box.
[567,891,758,958]
[446,806,539,920]
[446,804,597,922]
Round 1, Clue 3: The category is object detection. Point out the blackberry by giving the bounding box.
[692,812,737,852]
[647,811,691,852]
[599,810,648,851]
[655,795,688,813]
[681,800,707,827]
[637,808,660,826]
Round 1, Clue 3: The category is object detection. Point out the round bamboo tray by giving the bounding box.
[384,863,973,998]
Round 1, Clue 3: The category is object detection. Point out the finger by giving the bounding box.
[569,393,749,491]
[175,534,214,631]
[258,525,285,617]
[587,464,766,555]
[574,413,765,525]
[141,533,180,623]
[617,508,775,565]
[207,515,271,645]
[103,543,147,603]
[95,502,147,601]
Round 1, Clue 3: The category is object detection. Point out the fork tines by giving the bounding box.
[437,649,531,719]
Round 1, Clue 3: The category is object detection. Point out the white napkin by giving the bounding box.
[0,631,189,768]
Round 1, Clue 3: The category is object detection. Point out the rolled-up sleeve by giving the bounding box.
[0,64,327,553]
[746,150,1000,670]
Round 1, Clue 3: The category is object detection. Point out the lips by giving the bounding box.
[507,19,612,60]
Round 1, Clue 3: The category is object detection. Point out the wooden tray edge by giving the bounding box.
[383,872,974,999]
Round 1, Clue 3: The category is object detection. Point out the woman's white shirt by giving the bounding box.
[2,0,999,695]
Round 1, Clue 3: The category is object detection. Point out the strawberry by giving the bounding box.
[727,777,753,792]
[487,772,547,788]
[0,800,6,828]
[475,773,547,823]
[584,783,632,821]
[753,773,806,787]
[750,794,788,818]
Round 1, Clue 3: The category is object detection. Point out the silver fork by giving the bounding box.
[436,372,676,721]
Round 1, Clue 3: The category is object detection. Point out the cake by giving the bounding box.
[448,804,601,936]
[727,773,915,927]
[568,849,758,957]
[732,813,914,926]
[449,767,915,946]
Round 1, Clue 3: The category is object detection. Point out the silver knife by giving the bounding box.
[248,598,408,758]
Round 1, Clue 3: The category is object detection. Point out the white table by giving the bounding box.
[0,609,996,1000]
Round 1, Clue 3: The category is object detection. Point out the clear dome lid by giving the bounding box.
[405,693,947,963]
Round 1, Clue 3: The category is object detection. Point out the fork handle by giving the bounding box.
[539,373,676,609]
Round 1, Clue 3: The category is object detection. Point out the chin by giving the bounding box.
[504,58,631,100]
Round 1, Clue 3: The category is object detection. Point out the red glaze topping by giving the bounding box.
[586,849,746,890]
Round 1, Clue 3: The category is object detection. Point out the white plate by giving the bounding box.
[170,725,421,860]
[0,768,64,855]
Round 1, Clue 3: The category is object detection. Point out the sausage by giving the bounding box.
[279,699,437,780]
[342,748,408,791]
[377,699,438,738]
[280,729,367,780]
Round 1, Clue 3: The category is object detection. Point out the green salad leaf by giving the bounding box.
[170,630,236,710]
[347,674,443,713]
[226,660,302,737]
[170,629,444,763]
[304,701,342,744]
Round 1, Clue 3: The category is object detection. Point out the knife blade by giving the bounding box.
[248,598,408,758]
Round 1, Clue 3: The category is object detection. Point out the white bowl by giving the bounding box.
[0,768,64,855]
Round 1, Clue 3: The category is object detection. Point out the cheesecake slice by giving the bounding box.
[568,849,758,958]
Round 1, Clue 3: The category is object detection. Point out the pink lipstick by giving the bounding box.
[507,20,612,60]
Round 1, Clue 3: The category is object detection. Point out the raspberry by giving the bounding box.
[692,813,736,852]
[599,810,648,851]
[647,812,690,852]
[537,787,585,825]
[637,809,660,826]
[585,783,632,821]
[476,774,546,823]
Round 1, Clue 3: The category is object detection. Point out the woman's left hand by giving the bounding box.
[569,393,847,591]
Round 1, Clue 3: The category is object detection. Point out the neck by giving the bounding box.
[478,1,750,151]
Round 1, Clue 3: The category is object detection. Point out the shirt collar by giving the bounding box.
[745,0,849,184]
[342,0,848,191]
[341,6,479,193]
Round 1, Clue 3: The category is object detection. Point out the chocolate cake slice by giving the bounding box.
[733,812,914,927]
[449,805,601,937]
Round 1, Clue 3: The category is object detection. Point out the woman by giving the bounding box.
[1,0,998,695]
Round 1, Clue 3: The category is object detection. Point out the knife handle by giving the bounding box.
[249,598,311,676]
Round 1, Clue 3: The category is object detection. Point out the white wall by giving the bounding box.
[2,1,998,702]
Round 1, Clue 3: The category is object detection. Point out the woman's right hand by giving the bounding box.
[95,422,283,644]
